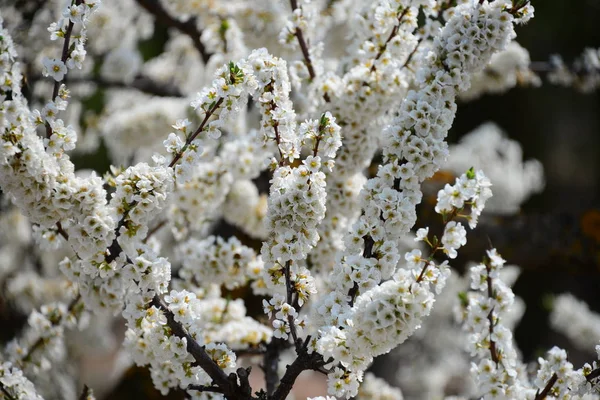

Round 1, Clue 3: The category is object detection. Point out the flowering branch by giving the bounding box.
[0,382,17,400]
[534,373,558,400]
[135,0,211,63]
[271,337,328,400]
[44,0,82,139]
[168,97,224,168]
[20,294,83,364]
[289,0,316,81]
[370,7,410,72]
[150,295,253,400]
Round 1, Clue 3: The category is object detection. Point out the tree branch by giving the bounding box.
[270,338,326,400]
[151,295,253,400]
[78,384,92,400]
[135,0,211,64]
[0,381,17,400]
[46,0,83,138]
[534,372,558,400]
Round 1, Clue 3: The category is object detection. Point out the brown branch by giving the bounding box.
[270,338,327,400]
[135,0,211,64]
[168,97,224,168]
[484,257,500,364]
[290,0,316,80]
[21,293,82,363]
[187,385,224,394]
[78,384,92,400]
[509,0,531,15]
[289,0,331,102]
[45,0,83,139]
[263,339,287,396]
[283,261,299,346]
[0,381,17,400]
[144,219,168,243]
[151,295,253,400]
[587,367,600,383]
[370,7,410,72]
[402,38,423,69]
[534,373,558,400]
[348,234,375,306]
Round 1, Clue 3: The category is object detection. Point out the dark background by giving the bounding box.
[450,0,600,367]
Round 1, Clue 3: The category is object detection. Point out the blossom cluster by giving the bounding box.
[3,0,600,400]
[459,249,596,399]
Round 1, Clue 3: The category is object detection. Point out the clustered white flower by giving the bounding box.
[461,40,541,100]
[312,2,524,393]
[444,122,544,214]
[43,1,100,78]
[460,249,595,399]
[435,167,493,229]
[5,1,600,399]
[0,362,44,400]
[177,235,264,291]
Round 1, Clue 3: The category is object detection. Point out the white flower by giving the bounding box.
[42,57,67,81]
[415,227,429,242]
[63,4,85,24]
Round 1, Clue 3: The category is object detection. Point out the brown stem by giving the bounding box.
[187,385,224,394]
[263,339,287,396]
[288,0,330,102]
[370,8,409,72]
[484,259,500,364]
[0,381,17,400]
[348,234,375,306]
[168,97,224,168]
[135,0,211,63]
[587,367,600,383]
[144,219,167,243]
[290,0,316,80]
[78,384,92,400]
[151,295,253,400]
[270,338,326,400]
[45,0,83,139]
[509,0,531,15]
[402,38,422,68]
[21,293,82,363]
[283,261,299,346]
[534,373,558,400]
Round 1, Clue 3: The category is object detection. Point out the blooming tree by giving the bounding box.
[0,0,599,399]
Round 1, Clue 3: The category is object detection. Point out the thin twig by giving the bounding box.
[270,338,327,400]
[288,0,331,102]
[0,381,17,400]
[144,219,167,243]
[370,8,410,72]
[290,0,316,80]
[21,293,82,363]
[135,0,211,63]
[187,385,224,394]
[78,384,92,400]
[283,261,299,346]
[151,295,253,400]
[45,0,83,138]
[168,97,224,168]
[534,373,558,400]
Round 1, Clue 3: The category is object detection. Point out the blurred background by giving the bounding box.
[450,0,600,368]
